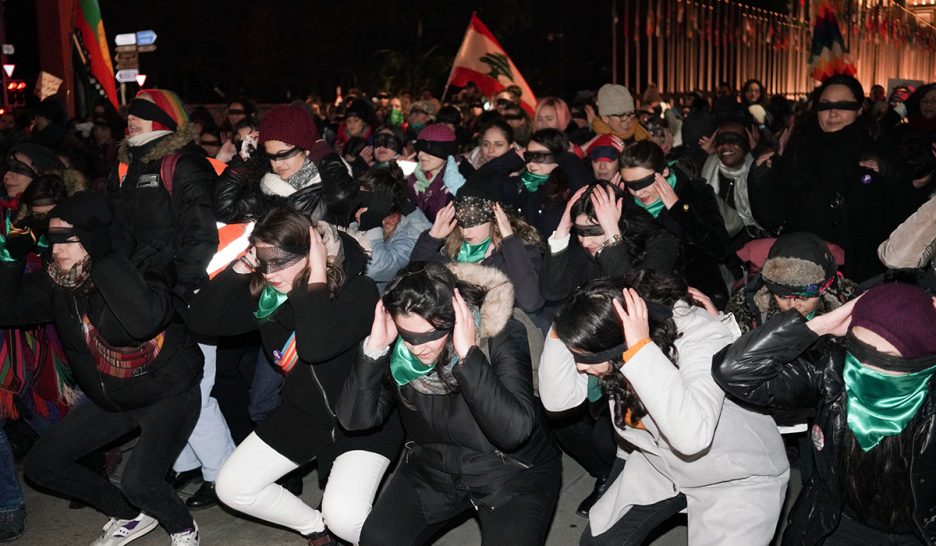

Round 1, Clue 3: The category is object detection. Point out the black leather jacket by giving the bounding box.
[712,310,936,545]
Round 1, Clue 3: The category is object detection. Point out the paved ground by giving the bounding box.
[13,442,800,546]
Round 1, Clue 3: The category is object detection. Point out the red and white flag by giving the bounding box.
[445,13,537,116]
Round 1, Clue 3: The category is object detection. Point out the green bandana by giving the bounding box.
[805,310,817,321]
[587,375,603,403]
[388,108,404,127]
[456,237,492,263]
[633,170,677,219]
[389,337,438,386]
[520,170,551,193]
[254,284,288,320]
[413,168,434,194]
[843,351,936,451]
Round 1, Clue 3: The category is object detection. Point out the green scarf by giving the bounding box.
[520,170,550,193]
[388,108,404,127]
[587,375,603,403]
[413,168,436,194]
[843,351,936,451]
[389,337,438,386]
[456,237,492,263]
[633,169,677,219]
[254,285,288,320]
[805,310,817,321]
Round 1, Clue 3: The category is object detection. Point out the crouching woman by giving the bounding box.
[542,271,789,546]
[337,261,561,546]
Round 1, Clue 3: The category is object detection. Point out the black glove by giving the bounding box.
[359,187,395,231]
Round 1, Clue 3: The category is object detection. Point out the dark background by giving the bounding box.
[5,0,788,105]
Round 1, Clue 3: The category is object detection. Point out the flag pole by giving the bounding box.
[441,12,476,103]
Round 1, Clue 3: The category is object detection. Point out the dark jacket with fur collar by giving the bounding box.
[108,124,219,300]
[338,263,559,489]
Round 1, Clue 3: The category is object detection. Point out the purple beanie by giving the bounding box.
[259,104,319,151]
[415,123,457,159]
[850,283,936,359]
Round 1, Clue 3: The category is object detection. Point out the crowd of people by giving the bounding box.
[0,73,935,546]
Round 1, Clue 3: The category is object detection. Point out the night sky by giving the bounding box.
[6,0,788,105]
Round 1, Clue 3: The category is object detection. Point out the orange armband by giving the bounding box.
[621,338,652,362]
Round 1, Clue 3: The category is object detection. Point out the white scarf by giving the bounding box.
[127,130,173,148]
[701,153,760,229]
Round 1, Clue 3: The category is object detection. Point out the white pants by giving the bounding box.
[216,432,390,543]
[173,343,235,482]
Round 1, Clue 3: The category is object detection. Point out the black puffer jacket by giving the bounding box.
[213,153,356,227]
[337,263,559,488]
[107,125,219,300]
[712,311,936,545]
[0,256,202,411]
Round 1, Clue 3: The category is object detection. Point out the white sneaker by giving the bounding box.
[169,521,199,546]
[90,513,158,546]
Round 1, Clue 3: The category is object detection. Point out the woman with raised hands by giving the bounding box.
[187,207,401,546]
[540,271,789,546]
[337,261,561,546]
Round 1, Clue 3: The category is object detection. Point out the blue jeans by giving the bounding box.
[0,396,56,512]
[248,349,283,424]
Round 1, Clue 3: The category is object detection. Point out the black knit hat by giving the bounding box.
[49,190,111,228]
[815,75,865,105]
[761,232,838,298]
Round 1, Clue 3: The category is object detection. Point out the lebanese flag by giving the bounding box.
[445,13,537,116]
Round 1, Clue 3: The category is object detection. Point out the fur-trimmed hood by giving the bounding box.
[446,262,515,339]
[117,123,198,164]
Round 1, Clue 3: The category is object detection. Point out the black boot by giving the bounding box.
[0,506,25,542]
[166,468,202,490]
[186,481,218,509]
[576,476,610,518]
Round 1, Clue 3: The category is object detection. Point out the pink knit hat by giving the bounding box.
[259,104,319,151]
[850,283,936,359]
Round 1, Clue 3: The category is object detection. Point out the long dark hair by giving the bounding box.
[570,183,670,265]
[248,207,346,298]
[839,388,927,530]
[382,262,486,401]
[554,272,687,428]
[528,128,571,204]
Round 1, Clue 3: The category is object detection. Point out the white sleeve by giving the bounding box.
[547,232,571,255]
[538,328,588,412]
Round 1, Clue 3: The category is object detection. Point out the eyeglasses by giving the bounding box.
[265,146,304,163]
[608,112,636,121]
[920,98,936,106]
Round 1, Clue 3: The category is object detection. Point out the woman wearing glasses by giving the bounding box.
[337,261,561,546]
[505,128,592,239]
[214,103,352,225]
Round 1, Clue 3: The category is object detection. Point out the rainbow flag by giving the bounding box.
[809,1,857,82]
[74,0,118,110]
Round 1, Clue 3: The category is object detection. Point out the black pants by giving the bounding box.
[24,386,200,533]
[823,513,923,546]
[550,403,616,480]
[580,458,687,546]
[361,455,561,546]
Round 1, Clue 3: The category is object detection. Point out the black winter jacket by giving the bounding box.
[108,125,219,300]
[504,151,593,239]
[712,311,936,545]
[0,256,203,411]
[540,212,680,303]
[746,118,917,283]
[337,263,559,489]
[187,232,382,463]
[409,230,545,313]
[651,167,731,309]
